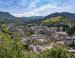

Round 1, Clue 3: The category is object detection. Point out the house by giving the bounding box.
[31,34,45,39]
[59,27,63,31]
[64,37,75,46]
[71,37,75,46]
[47,23,57,27]
[29,45,43,53]
[30,26,45,34]
[42,26,59,35]
[52,32,68,41]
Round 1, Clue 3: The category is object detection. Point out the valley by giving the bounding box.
[0,11,75,58]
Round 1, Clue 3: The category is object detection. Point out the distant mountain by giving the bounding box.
[0,11,16,18]
[42,16,75,25]
[44,12,75,20]
[1,11,75,26]
[22,12,75,25]
[19,16,43,25]
[41,12,75,27]
[27,16,43,19]
[0,11,19,24]
[20,16,43,21]
[0,11,43,25]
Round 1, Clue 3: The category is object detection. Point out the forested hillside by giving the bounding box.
[42,16,75,26]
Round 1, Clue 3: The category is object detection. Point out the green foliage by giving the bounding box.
[22,47,75,58]
[0,22,75,58]
[42,16,75,27]
[39,48,75,58]
[0,22,25,58]
[68,26,75,35]
[42,16,61,25]
[0,32,24,58]
[24,32,31,36]
[24,30,34,36]
[0,23,8,34]
[0,31,75,58]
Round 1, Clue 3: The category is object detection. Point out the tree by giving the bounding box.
[40,48,75,58]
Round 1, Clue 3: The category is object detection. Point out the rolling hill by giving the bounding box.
[0,11,43,25]
[44,12,75,20]
[42,16,75,26]
[0,11,18,24]
[0,11,16,18]
[41,12,75,26]
[0,11,75,26]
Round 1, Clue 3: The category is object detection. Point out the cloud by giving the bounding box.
[23,3,75,17]
[1,0,75,17]
[23,4,58,16]
[24,0,40,12]
[22,0,75,17]
[12,13,25,17]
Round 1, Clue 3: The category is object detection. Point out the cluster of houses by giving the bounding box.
[7,23,75,53]
[24,24,75,47]
[31,34,45,40]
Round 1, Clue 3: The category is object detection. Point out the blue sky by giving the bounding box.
[0,0,75,17]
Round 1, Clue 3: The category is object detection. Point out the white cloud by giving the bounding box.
[12,0,75,17]
[13,5,75,17]
[23,4,59,16]
[12,13,24,17]
[24,0,41,12]
[23,4,75,17]
[23,4,57,16]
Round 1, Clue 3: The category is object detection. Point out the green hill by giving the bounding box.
[42,16,75,27]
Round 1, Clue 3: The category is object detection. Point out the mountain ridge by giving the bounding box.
[0,11,16,18]
[43,12,75,20]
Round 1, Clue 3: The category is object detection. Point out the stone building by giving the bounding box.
[52,32,68,41]
[64,37,75,46]
[31,34,45,39]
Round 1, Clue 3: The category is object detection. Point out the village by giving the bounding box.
[8,23,75,54]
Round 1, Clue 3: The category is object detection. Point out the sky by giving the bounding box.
[0,0,75,17]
